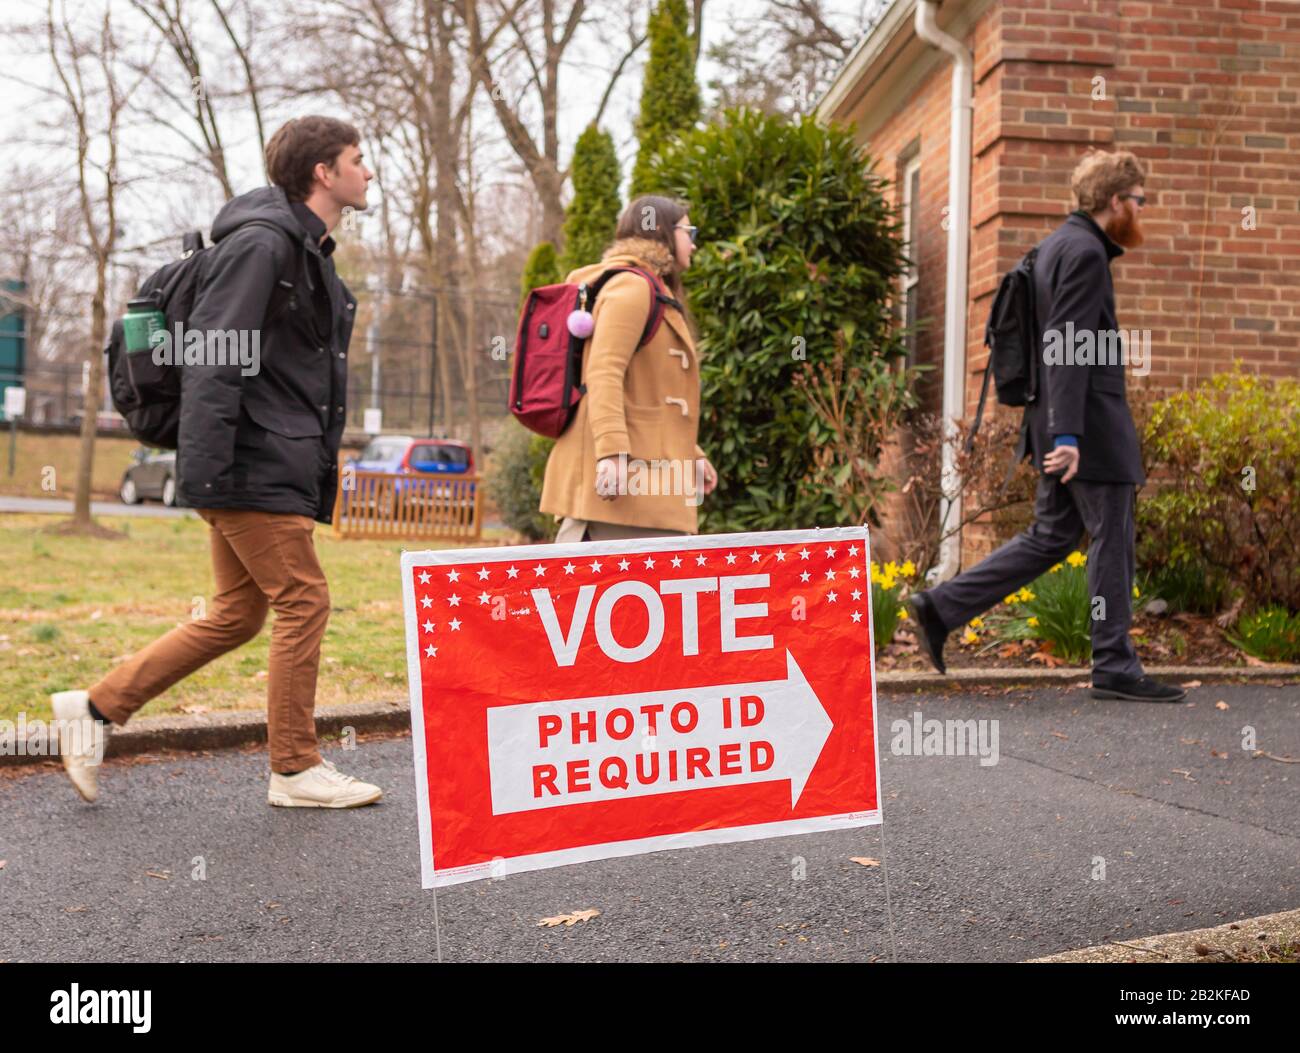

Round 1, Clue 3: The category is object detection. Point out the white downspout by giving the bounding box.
[915,0,973,585]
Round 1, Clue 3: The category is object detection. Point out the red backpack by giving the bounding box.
[509,266,679,438]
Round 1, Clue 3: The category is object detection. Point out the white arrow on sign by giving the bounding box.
[485,649,832,815]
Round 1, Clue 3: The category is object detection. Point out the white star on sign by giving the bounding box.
[824,568,836,580]
[448,618,462,631]
[563,562,576,574]
[477,567,490,580]
[533,564,547,577]
[618,558,631,571]
[799,548,811,560]
[775,550,786,562]
[420,596,433,608]
[643,556,656,569]
[671,555,682,568]
[848,565,861,579]
[851,610,863,623]
[424,644,437,657]
[799,571,811,583]
[695,554,707,566]
[589,559,603,572]
[851,588,862,601]
[422,620,435,633]
[478,592,490,605]
[848,545,859,556]
[418,571,431,584]
[825,546,836,558]
[725,552,737,565]
[506,565,519,579]
[447,569,460,582]
[827,591,838,603]
[447,594,461,607]
[749,551,761,562]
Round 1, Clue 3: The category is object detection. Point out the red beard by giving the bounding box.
[1106,207,1144,249]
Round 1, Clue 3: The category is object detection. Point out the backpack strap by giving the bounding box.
[586,265,677,348]
[235,219,304,326]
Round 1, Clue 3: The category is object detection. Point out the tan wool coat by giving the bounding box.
[539,237,707,534]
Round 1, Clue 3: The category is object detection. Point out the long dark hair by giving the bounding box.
[616,193,691,299]
[612,194,696,333]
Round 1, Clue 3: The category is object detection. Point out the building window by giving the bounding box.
[899,155,921,368]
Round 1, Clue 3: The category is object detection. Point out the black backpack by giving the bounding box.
[966,246,1039,453]
[106,223,297,449]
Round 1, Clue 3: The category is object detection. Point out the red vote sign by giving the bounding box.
[401,526,881,888]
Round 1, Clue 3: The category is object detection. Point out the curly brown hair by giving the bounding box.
[1071,150,1146,212]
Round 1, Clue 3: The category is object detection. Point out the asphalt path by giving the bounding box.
[2,682,1296,962]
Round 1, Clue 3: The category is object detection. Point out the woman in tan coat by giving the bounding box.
[540,195,718,542]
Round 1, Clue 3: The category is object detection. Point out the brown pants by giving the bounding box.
[90,508,329,774]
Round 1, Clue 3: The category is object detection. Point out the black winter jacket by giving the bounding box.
[176,186,357,522]
[1024,210,1145,485]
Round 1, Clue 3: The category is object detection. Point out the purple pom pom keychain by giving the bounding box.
[566,308,594,338]
[567,284,594,338]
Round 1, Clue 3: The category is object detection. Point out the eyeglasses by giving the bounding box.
[675,223,698,244]
[1119,193,1147,209]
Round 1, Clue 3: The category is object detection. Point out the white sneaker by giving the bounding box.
[267,758,383,808]
[50,689,110,803]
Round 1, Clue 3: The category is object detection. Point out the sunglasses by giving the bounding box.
[1119,193,1147,208]
[675,223,699,244]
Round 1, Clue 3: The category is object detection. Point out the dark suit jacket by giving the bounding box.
[1024,210,1144,485]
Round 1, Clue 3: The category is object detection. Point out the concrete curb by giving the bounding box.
[1028,907,1300,963]
[875,663,1300,691]
[2,665,1295,769]
[1,700,411,770]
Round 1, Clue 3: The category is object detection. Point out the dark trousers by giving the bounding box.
[927,474,1142,677]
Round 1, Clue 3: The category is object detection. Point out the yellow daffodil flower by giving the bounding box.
[1066,551,1087,568]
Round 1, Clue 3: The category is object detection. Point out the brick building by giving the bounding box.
[816,0,1299,566]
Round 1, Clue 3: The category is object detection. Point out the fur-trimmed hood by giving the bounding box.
[563,235,678,286]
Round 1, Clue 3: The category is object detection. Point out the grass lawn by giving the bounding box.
[0,431,143,500]
[0,512,515,724]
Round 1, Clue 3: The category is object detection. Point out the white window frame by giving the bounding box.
[899,154,922,369]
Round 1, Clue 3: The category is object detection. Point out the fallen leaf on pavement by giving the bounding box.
[1181,680,1202,689]
[145,870,171,880]
[1253,750,1300,764]
[1028,650,1065,668]
[1171,769,1197,782]
[538,908,601,927]
[850,857,881,867]
[1050,731,1069,740]
[1215,700,1229,711]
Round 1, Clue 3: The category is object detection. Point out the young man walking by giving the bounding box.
[909,150,1186,704]
[52,116,384,805]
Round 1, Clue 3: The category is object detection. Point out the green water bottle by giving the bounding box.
[122,297,166,355]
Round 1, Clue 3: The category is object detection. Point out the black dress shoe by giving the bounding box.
[1090,674,1188,703]
[906,591,949,675]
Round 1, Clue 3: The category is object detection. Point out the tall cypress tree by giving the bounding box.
[558,123,622,274]
[519,241,561,308]
[630,0,700,198]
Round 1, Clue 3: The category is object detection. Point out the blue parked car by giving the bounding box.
[343,435,476,517]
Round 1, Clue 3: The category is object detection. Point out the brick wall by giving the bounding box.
[856,0,1299,565]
